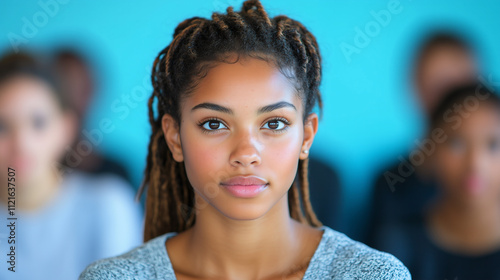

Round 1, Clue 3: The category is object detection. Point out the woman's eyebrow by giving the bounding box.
[191,101,296,115]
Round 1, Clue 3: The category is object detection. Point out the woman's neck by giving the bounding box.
[427,197,500,256]
[16,168,61,212]
[167,194,323,279]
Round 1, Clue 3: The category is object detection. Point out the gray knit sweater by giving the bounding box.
[79,225,411,279]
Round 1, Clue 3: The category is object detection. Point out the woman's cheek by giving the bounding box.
[487,157,500,196]
[0,139,9,169]
[263,133,302,187]
[183,136,226,195]
[441,166,460,193]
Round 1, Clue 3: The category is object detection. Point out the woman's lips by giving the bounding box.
[221,184,268,198]
[220,175,268,198]
[463,175,486,195]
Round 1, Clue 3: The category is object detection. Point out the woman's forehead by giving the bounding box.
[443,104,500,136]
[182,57,301,112]
[0,76,59,116]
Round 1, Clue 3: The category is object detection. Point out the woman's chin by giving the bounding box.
[213,200,275,221]
[196,186,287,221]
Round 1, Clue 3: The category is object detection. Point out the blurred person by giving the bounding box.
[372,82,500,280]
[366,31,480,245]
[53,49,132,184]
[0,51,143,280]
[308,157,342,229]
[414,32,479,116]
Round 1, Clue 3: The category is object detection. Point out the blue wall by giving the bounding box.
[2,0,499,238]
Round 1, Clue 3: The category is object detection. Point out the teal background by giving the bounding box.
[1,0,499,239]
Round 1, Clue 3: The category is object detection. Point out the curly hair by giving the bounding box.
[137,0,324,242]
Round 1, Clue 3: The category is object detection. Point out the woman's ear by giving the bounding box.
[161,114,184,162]
[299,113,318,160]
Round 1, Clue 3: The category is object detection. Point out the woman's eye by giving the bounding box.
[0,122,6,135]
[33,115,47,131]
[489,138,500,152]
[199,118,289,133]
[201,120,227,131]
[448,137,465,152]
[263,119,286,130]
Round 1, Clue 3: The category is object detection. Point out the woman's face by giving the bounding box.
[416,46,477,114]
[435,102,500,207]
[0,76,72,187]
[162,54,317,221]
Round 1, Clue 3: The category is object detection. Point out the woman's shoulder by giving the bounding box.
[314,226,411,279]
[78,232,178,280]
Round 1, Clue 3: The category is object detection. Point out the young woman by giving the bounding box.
[79,1,410,279]
[0,51,143,280]
[372,83,500,280]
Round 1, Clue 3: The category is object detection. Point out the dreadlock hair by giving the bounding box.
[137,0,324,242]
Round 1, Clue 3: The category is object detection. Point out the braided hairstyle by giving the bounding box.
[137,0,323,242]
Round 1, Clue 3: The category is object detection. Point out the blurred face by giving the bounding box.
[416,46,477,114]
[0,76,72,188]
[162,54,317,221]
[434,102,500,207]
[55,57,93,119]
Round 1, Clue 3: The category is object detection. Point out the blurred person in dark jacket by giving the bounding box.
[53,49,131,184]
[372,83,500,280]
[366,31,480,246]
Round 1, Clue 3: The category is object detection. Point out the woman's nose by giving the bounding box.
[229,132,262,167]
